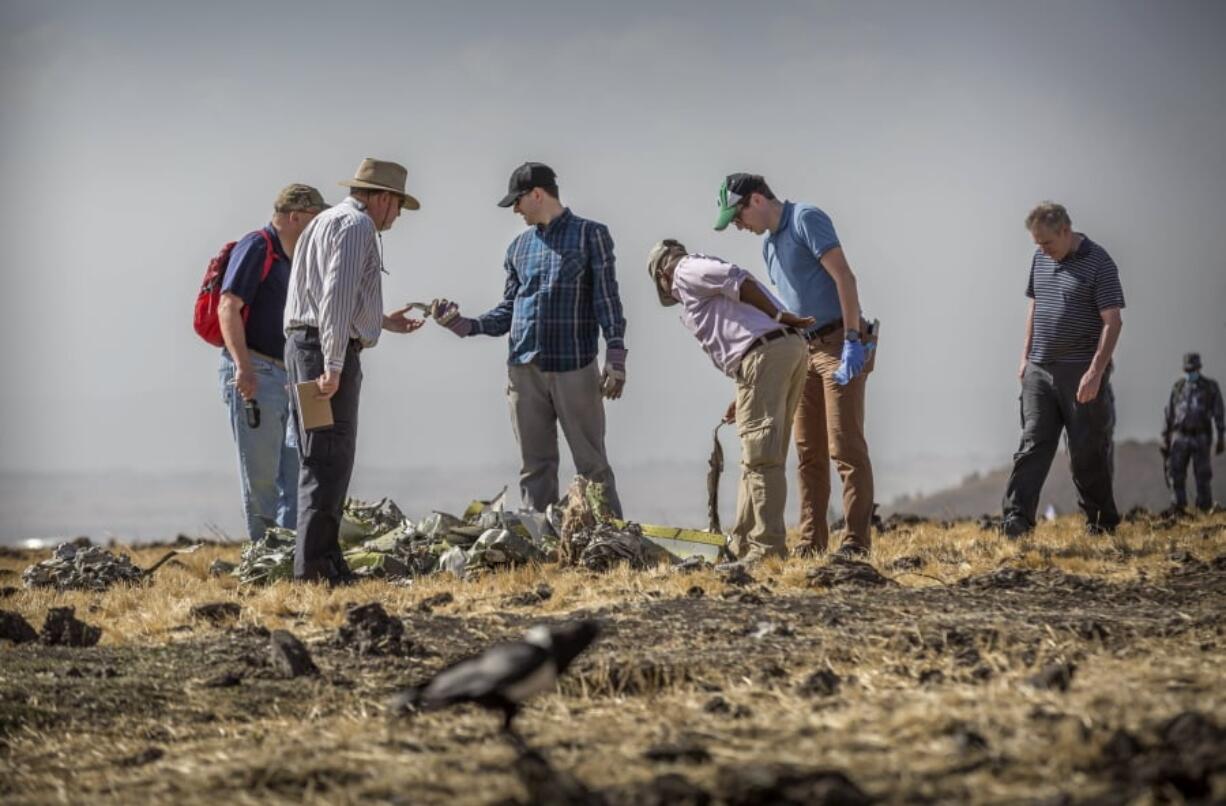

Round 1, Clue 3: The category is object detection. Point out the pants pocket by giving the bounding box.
[739,416,779,468]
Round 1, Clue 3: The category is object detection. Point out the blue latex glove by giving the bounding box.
[833,338,875,386]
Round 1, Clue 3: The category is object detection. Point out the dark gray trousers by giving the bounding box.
[1169,432,1213,510]
[285,329,362,581]
[1003,361,1120,530]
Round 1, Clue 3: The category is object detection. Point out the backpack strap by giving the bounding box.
[255,229,277,283]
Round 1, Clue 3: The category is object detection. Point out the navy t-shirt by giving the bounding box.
[1026,235,1125,364]
[220,225,291,360]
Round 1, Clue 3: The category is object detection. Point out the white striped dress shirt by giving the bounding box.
[284,196,384,371]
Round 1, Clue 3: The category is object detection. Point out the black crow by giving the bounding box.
[392,619,600,746]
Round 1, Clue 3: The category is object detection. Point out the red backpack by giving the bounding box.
[193,230,276,347]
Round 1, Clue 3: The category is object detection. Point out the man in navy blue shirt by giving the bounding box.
[218,183,327,542]
[431,163,627,516]
[715,173,877,559]
[1002,202,1125,537]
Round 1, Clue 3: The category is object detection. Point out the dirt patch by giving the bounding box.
[2,516,1226,804]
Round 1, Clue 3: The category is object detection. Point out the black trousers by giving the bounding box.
[1169,432,1213,510]
[1003,361,1120,530]
[285,329,362,581]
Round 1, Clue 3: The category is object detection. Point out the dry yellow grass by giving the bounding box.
[2,512,1224,804]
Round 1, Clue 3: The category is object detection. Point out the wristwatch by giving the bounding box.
[845,329,862,342]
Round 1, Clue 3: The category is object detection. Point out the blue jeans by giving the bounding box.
[219,351,298,541]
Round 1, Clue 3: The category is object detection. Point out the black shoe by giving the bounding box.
[1086,522,1118,537]
[1001,518,1031,540]
[833,543,868,560]
[326,571,361,588]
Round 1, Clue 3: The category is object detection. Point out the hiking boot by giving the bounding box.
[793,542,826,559]
[833,543,869,560]
[1001,518,1031,540]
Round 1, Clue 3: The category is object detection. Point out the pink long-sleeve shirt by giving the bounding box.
[671,255,789,377]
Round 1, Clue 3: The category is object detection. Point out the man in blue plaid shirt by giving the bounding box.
[432,162,627,516]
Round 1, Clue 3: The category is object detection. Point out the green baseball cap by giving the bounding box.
[713,173,769,231]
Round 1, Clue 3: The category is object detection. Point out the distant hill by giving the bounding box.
[887,439,1225,518]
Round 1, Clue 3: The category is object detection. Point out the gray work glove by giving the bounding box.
[601,347,626,399]
[430,298,475,337]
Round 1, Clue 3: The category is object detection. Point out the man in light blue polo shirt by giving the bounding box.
[715,173,877,558]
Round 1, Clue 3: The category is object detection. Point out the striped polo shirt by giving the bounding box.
[1026,234,1125,364]
[284,196,385,372]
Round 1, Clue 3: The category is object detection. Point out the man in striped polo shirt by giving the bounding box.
[431,162,627,516]
[283,159,426,584]
[1002,202,1125,538]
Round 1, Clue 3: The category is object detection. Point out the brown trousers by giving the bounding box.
[726,333,807,560]
[795,325,876,553]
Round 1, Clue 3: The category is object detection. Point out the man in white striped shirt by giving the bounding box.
[284,158,425,584]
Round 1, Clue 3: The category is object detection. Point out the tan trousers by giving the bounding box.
[727,333,807,560]
[794,325,876,553]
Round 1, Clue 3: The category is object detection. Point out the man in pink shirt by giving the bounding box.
[647,240,813,565]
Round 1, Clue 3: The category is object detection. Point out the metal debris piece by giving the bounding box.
[208,559,237,577]
[233,529,296,585]
[708,421,726,533]
[22,543,144,591]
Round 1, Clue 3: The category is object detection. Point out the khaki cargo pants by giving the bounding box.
[727,333,808,560]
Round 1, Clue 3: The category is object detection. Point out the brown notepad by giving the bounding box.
[295,381,334,430]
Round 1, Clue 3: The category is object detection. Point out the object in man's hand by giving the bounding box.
[294,382,333,431]
[244,398,261,429]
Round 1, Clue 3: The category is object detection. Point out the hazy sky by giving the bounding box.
[2,1,1224,510]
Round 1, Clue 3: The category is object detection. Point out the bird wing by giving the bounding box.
[421,641,551,707]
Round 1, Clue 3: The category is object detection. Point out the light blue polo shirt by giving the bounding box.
[763,201,844,332]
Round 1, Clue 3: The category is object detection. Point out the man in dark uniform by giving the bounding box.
[1163,352,1225,511]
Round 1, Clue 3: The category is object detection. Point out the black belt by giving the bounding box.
[805,317,844,341]
[744,328,796,357]
[289,325,363,352]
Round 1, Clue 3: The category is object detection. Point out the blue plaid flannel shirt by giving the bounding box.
[472,209,626,371]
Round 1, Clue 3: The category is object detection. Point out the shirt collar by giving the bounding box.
[342,195,367,212]
[770,201,795,239]
[538,207,573,235]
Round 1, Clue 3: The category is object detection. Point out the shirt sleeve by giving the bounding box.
[220,230,270,306]
[1093,252,1126,310]
[1213,380,1225,433]
[473,246,519,337]
[674,256,749,302]
[794,206,840,259]
[317,220,369,372]
[1025,253,1037,299]
[588,223,626,351]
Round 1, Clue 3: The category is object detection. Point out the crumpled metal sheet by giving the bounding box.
[22,543,144,591]
[232,490,562,585]
[559,477,675,572]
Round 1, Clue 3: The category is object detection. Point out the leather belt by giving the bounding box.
[744,328,795,357]
[289,325,364,352]
[805,317,844,341]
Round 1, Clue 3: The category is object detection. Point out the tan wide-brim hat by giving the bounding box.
[338,158,421,210]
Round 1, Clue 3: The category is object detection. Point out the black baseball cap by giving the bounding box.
[497,162,558,207]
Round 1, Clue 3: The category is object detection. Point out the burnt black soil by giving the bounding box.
[2,556,1224,804]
